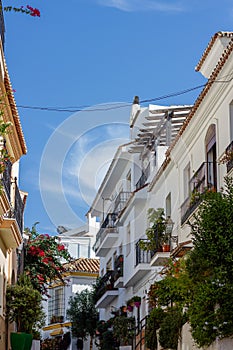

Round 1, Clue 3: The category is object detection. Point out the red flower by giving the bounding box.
[42,257,49,264]
[26,5,40,17]
[58,244,65,251]
[37,274,44,281]
[39,250,45,257]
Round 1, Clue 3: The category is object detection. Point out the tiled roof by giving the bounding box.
[4,62,27,155]
[195,31,233,72]
[63,257,100,274]
[149,31,233,190]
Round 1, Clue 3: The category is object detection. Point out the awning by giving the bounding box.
[50,328,64,336]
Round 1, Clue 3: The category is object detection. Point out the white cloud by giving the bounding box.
[97,0,185,12]
[64,138,129,207]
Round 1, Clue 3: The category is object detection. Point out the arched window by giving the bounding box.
[205,124,217,190]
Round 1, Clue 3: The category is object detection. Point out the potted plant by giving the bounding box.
[6,274,45,350]
[112,315,135,348]
[139,208,166,253]
[131,296,141,308]
[126,299,134,312]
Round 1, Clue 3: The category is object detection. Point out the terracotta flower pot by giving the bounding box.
[162,244,170,252]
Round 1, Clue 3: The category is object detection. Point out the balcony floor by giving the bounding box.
[150,252,170,266]
[95,290,118,308]
[124,263,153,287]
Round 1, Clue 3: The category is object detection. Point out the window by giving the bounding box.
[166,193,171,218]
[205,125,217,189]
[126,170,131,192]
[119,245,123,255]
[48,287,65,323]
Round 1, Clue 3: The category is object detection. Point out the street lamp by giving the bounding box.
[102,197,112,221]
[165,216,174,235]
[165,216,178,244]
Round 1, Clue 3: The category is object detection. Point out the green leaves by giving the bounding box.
[67,289,98,339]
[6,274,45,333]
[24,223,72,295]
[186,176,233,346]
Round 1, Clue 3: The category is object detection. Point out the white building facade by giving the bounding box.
[89,31,233,350]
[42,214,100,350]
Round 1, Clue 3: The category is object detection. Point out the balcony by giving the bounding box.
[0,160,12,214]
[125,240,153,287]
[225,140,233,173]
[135,164,150,190]
[113,254,124,288]
[0,175,24,249]
[0,209,22,249]
[113,191,131,213]
[150,250,171,266]
[93,213,118,257]
[181,161,217,225]
[95,270,118,308]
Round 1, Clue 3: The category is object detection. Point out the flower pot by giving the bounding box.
[10,332,33,350]
[11,333,25,350]
[24,333,33,350]
[134,301,141,308]
[162,244,170,252]
[127,305,133,312]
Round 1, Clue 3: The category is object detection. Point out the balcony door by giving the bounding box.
[205,124,217,190]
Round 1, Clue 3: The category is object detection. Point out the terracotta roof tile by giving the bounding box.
[149,32,233,191]
[166,35,233,156]
[63,257,100,274]
[195,31,233,72]
[4,62,27,155]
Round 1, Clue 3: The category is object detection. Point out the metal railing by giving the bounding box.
[181,161,217,225]
[135,239,153,265]
[93,213,118,252]
[1,159,12,201]
[135,164,150,190]
[113,255,123,281]
[95,270,116,301]
[114,191,131,213]
[226,140,233,173]
[1,177,24,234]
[14,180,24,233]
[134,316,148,350]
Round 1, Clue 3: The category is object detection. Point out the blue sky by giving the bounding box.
[2,0,233,234]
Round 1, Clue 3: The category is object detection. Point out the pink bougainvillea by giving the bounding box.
[24,224,72,295]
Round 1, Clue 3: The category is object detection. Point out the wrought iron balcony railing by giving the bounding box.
[135,164,150,190]
[2,178,24,234]
[114,191,131,213]
[226,140,233,173]
[1,159,12,201]
[113,254,124,281]
[14,180,24,233]
[94,270,116,302]
[181,161,217,225]
[135,239,153,266]
[93,213,119,253]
